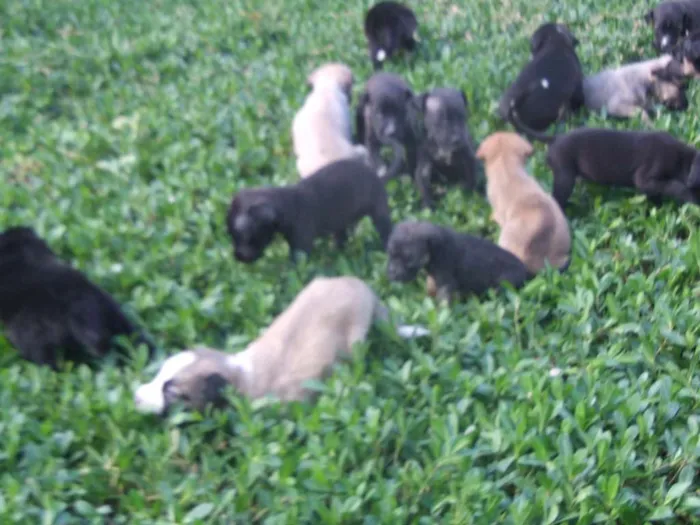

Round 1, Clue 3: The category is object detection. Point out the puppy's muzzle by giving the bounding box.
[387,260,418,282]
[234,245,262,263]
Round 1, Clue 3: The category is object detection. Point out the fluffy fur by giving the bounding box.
[134,276,429,414]
[364,1,418,70]
[226,158,393,263]
[476,132,571,273]
[386,221,531,303]
[545,127,700,209]
[0,227,153,368]
[645,0,700,53]
[500,22,584,137]
[292,63,369,178]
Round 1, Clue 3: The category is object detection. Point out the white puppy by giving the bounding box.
[292,63,369,178]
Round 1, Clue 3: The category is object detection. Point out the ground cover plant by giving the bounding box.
[0,0,699,522]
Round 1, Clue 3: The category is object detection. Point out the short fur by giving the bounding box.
[134,276,429,414]
[500,22,584,137]
[364,1,418,70]
[476,132,571,273]
[0,227,153,368]
[226,158,393,263]
[412,87,479,208]
[544,127,700,209]
[292,63,369,178]
[386,221,532,303]
[582,54,689,121]
[645,0,700,54]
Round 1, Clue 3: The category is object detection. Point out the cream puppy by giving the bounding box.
[476,132,571,273]
[134,276,428,414]
[292,63,369,178]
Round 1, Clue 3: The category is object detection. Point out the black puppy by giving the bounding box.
[226,158,393,263]
[356,72,418,182]
[645,0,700,54]
[386,221,531,303]
[499,22,584,136]
[412,87,479,208]
[545,128,700,209]
[364,1,418,70]
[680,29,700,75]
[0,227,154,369]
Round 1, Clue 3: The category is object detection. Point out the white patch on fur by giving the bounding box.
[377,165,388,178]
[541,78,550,89]
[225,350,254,379]
[425,96,442,113]
[661,35,670,49]
[396,324,430,339]
[376,49,387,61]
[133,351,197,414]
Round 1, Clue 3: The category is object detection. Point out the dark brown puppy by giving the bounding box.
[364,1,418,70]
[227,158,393,263]
[413,87,479,208]
[645,0,700,54]
[0,227,154,369]
[545,128,700,209]
[499,22,584,136]
[386,221,531,303]
[355,72,418,182]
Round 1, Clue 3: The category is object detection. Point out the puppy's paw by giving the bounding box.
[426,275,437,297]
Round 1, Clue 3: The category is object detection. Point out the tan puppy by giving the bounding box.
[475,132,571,273]
[292,63,369,178]
[133,276,428,414]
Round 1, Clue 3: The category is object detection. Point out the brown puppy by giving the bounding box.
[476,132,571,273]
[133,276,428,414]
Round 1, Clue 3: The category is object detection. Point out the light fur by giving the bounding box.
[292,63,369,178]
[476,132,571,273]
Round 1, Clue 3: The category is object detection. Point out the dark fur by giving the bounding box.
[545,128,700,209]
[355,72,418,183]
[499,23,584,137]
[0,227,154,368]
[386,221,531,302]
[645,0,700,54]
[412,87,479,208]
[226,158,393,262]
[364,1,418,70]
[681,29,700,73]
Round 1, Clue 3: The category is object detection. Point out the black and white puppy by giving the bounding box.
[545,128,700,209]
[355,72,418,181]
[412,87,479,208]
[386,221,532,303]
[364,1,419,70]
[226,158,393,263]
[645,0,700,54]
[0,227,153,368]
[499,22,584,137]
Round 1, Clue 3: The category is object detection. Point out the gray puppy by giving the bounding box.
[386,221,532,303]
[355,72,418,181]
[412,88,479,208]
[226,158,393,263]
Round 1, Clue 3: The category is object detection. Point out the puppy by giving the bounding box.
[544,128,700,209]
[475,132,571,274]
[582,55,689,121]
[292,63,369,178]
[680,29,700,76]
[386,221,531,303]
[499,22,584,137]
[355,72,418,182]
[364,1,418,70]
[0,227,153,368]
[412,87,479,208]
[226,158,393,263]
[133,276,429,414]
[645,0,700,54]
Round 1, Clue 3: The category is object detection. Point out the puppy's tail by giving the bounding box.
[372,300,430,340]
[508,79,561,144]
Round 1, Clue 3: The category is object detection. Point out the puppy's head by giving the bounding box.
[133,348,246,415]
[681,30,700,76]
[475,132,534,168]
[362,73,414,142]
[0,226,57,265]
[651,57,690,110]
[417,88,471,160]
[530,22,579,55]
[386,221,435,282]
[645,3,690,53]
[307,62,354,101]
[226,190,279,263]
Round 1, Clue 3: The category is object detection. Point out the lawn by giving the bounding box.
[1,0,699,523]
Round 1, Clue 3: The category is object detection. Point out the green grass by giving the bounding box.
[1,0,699,523]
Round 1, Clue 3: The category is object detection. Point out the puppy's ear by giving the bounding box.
[202,373,230,406]
[251,202,278,225]
[644,9,654,24]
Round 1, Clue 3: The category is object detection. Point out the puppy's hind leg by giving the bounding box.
[414,150,436,209]
[369,192,393,250]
